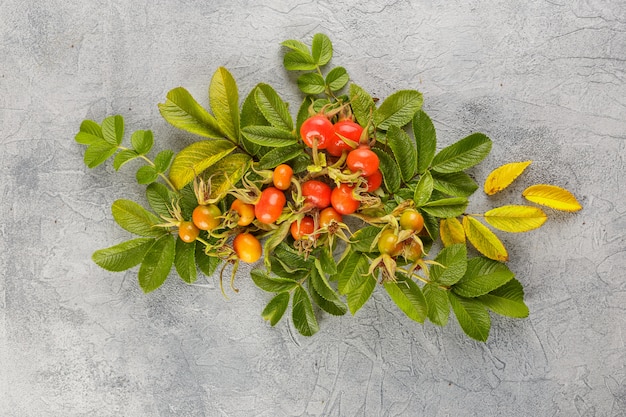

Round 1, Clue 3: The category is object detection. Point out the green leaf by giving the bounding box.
[448,292,491,342]
[158,87,223,138]
[258,144,302,170]
[153,150,174,173]
[297,73,326,95]
[75,119,104,145]
[272,243,315,271]
[432,171,478,198]
[255,83,293,131]
[250,269,299,293]
[431,133,492,173]
[240,85,268,156]
[174,238,197,284]
[84,140,117,168]
[200,153,251,201]
[296,96,314,134]
[387,125,417,182]
[477,278,529,318]
[138,234,176,293]
[420,210,439,240]
[261,292,290,326]
[101,115,124,146]
[421,197,469,218]
[349,83,375,127]
[241,126,298,147]
[168,139,236,190]
[430,243,468,286]
[346,274,376,315]
[311,263,341,302]
[130,130,153,155]
[292,286,319,336]
[310,284,348,316]
[318,247,338,275]
[145,182,174,218]
[423,284,450,326]
[281,39,310,54]
[326,67,349,91]
[413,171,434,206]
[92,238,154,272]
[209,67,240,142]
[384,276,427,323]
[372,148,401,193]
[283,50,317,71]
[373,90,423,130]
[413,110,436,174]
[452,257,514,298]
[311,33,333,66]
[136,165,158,184]
[349,226,382,253]
[336,251,370,294]
[196,244,220,277]
[113,149,139,171]
[111,199,165,237]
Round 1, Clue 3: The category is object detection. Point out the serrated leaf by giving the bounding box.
[241,126,298,147]
[336,251,370,294]
[136,165,158,184]
[452,257,514,298]
[522,184,582,212]
[158,87,223,138]
[385,276,427,323]
[113,149,138,171]
[75,119,104,145]
[310,284,348,316]
[283,50,317,71]
[420,210,439,240]
[92,238,154,272]
[423,284,450,326]
[130,130,153,155]
[281,39,310,54]
[349,83,375,127]
[200,153,251,201]
[372,148,401,193]
[463,216,508,262]
[138,234,175,293]
[373,90,423,131]
[439,217,466,247]
[153,150,174,173]
[196,244,220,277]
[432,171,478,198]
[168,139,236,190]
[296,96,313,133]
[311,263,341,302]
[311,33,332,66]
[387,125,417,182]
[111,199,165,237]
[484,205,547,233]
[430,243,467,286]
[413,110,436,174]
[255,83,293,131]
[421,197,468,218]
[297,73,326,95]
[431,133,492,174]
[292,286,319,336]
[84,140,117,168]
[262,292,290,326]
[448,292,490,342]
[175,238,197,284]
[349,226,383,253]
[318,247,338,275]
[210,67,240,142]
[250,269,299,293]
[484,160,532,195]
[477,278,529,318]
[273,243,315,271]
[326,67,349,91]
[346,274,376,315]
[101,115,124,146]
[145,182,174,218]
[413,171,434,206]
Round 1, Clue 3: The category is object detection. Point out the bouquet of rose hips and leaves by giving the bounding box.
[75,34,581,341]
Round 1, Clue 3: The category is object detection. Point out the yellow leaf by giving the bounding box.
[202,153,252,201]
[484,205,547,233]
[168,140,237,190]
[462,216,508,262]
[440,218,465,247]
[522,184,582,212]
[484,160,532,195]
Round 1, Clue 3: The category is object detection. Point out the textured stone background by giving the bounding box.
[1,1,625,416]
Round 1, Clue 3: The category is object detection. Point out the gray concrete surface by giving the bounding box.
[2,1,625,416]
